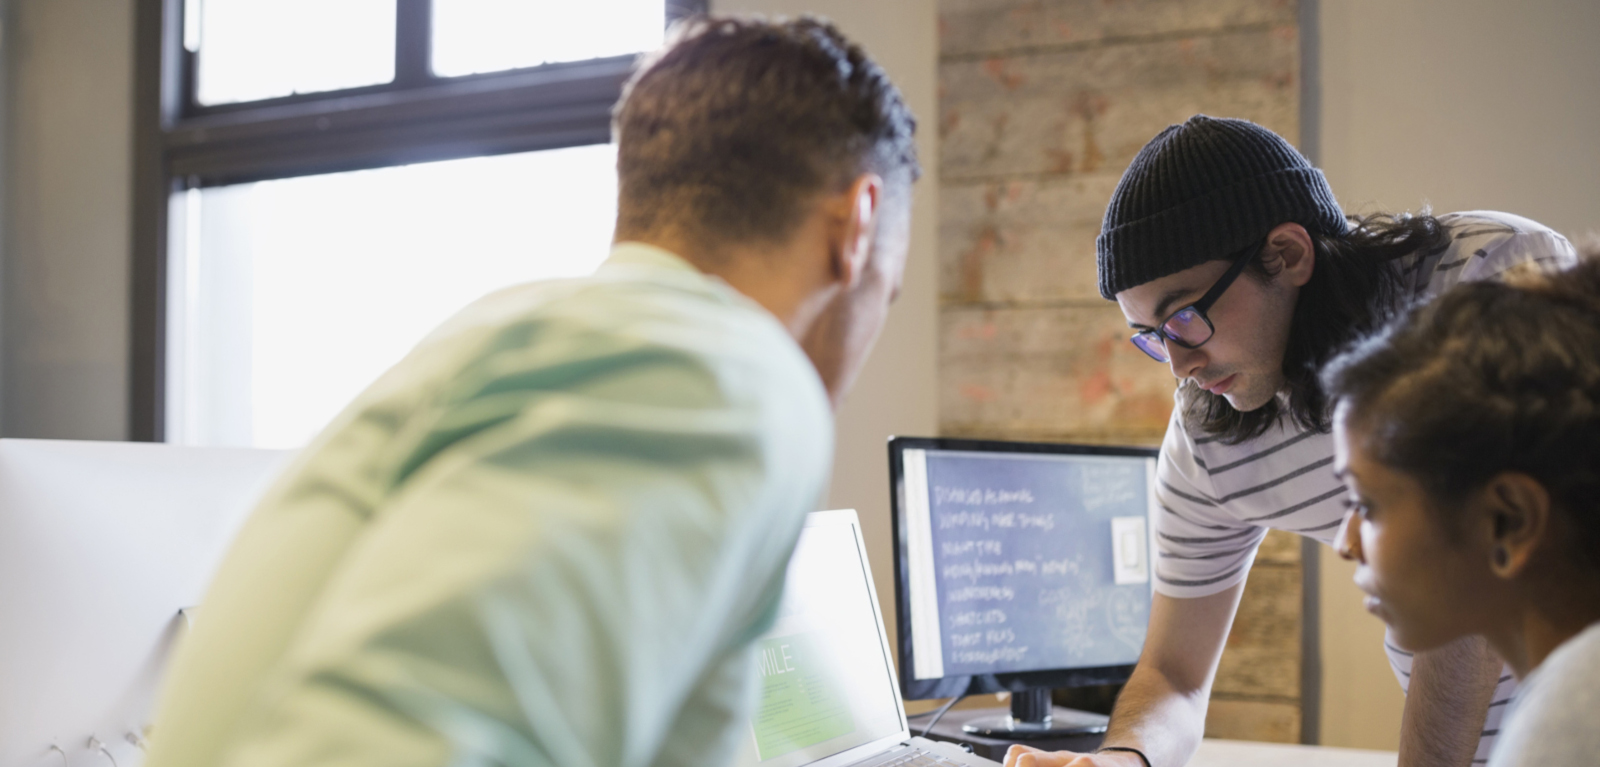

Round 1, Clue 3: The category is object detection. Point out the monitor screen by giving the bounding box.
[889,437,1158,700]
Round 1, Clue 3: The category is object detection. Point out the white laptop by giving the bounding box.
[731,509,999,767]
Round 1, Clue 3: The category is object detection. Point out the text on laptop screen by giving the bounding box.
[735,517,905,767]
[901,449,1157,680]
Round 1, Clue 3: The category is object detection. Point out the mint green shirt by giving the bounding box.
[145,244,834,767]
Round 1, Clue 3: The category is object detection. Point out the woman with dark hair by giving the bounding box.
[1323,249,1600,767]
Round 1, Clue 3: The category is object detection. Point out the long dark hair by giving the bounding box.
[1321,247,1600,568]
[1183,212,1453,444]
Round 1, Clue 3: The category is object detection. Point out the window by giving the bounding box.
[193,0,399,105]
[433,0,670,77]
[133,0,704,446]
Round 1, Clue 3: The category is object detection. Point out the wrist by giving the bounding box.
[1094,745,1153,767]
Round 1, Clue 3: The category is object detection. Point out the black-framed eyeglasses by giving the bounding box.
[1129,239,1263,363]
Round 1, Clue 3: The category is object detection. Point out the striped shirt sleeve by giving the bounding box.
[1150,404,1267,598]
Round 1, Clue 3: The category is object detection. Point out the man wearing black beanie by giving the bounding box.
[1005,116,1576,767]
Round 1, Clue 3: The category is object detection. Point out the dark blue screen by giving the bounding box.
[924,451,1152,676]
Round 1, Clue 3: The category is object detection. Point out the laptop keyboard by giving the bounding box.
[851,746,969,767]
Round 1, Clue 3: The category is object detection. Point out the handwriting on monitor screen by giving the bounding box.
[907,450,1155,679]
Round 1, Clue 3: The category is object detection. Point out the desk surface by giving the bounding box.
[1190,739,1398,767]
[922,707,1399,765]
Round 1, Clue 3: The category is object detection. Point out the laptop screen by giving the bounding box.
[731,511,908,767]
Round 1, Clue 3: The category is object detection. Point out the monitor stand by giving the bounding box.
[960,689,1109,739]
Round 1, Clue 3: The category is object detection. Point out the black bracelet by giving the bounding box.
[1095,746,1153,767]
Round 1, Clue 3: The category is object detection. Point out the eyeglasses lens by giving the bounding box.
[1163,308,1213,347]
[1131,332,1168,362]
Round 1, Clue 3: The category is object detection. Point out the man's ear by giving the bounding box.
[1264,222,1316,288]
[833,173,883,289]
[1478,472,1553,579]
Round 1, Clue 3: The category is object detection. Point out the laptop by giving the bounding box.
[730,509,999,767]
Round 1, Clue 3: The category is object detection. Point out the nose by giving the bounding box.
[1166,343,1205,381]
[1336,509,1364,563]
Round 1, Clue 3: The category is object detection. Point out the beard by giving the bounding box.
[1179,371,1289,441]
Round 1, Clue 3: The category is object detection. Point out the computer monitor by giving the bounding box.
[888,436,1158,736]
[0,438,289,767]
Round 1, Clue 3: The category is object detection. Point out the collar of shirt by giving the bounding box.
[601,240,779,326]
[602,241,702,276]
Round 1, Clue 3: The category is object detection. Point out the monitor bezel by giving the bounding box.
[887,435,1159,701]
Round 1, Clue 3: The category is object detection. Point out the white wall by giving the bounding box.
[1,0,134,440]
[1319,0,1600,235]
[709,0,940,691]
[1315,0,1600,750]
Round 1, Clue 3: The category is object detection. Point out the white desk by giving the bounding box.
[923,707,1400,765]
[1190,739,1398,767]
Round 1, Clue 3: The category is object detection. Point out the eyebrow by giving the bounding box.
[1127,287,1202,330]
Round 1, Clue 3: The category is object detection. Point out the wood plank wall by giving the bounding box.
[936,0,1307,742]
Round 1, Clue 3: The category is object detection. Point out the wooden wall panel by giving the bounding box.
[941,304,1174,443]
[941,29,1300,183]
[940,0,1297,58]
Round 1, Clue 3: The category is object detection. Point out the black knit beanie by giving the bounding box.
[1096,115,1346,299]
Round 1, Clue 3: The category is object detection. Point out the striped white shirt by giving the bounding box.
[1153,210,1575,763]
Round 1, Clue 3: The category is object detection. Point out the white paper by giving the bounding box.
[1111,516,1150,585]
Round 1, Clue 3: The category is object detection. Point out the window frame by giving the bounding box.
[130,0,704,441]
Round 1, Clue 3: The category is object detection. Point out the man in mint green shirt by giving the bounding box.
[145,16,920,767]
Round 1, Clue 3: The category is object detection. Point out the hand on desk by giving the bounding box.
[1004,745,1144,767]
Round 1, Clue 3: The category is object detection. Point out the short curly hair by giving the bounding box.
[612,15,919,250]
[1322,243,1600,568]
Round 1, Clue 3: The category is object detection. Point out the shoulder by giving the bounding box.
[457,266,824,409]
[1158,395,1209,485]
[1493,623,1600,767]
[1416,211,1576,295]
[1519,623,1600,706]
[372,265,832,477]
[1159,392,1270,496]
[1162,393,1325,482]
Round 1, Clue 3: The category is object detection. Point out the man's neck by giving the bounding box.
[618,228,836,341]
